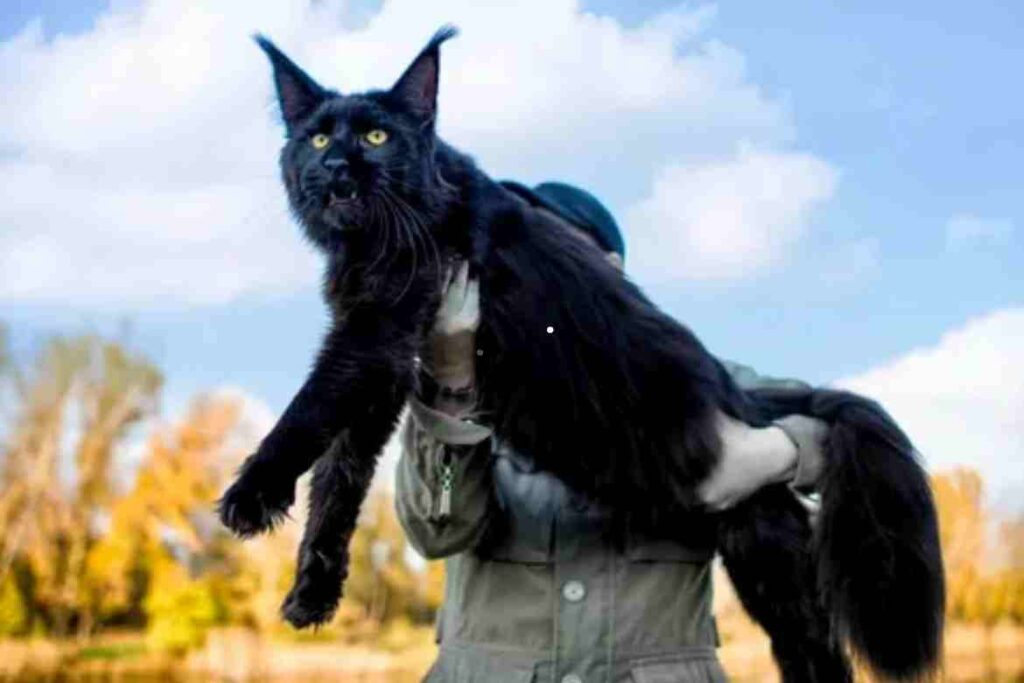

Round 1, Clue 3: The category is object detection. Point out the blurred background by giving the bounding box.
[0,0,1021,680]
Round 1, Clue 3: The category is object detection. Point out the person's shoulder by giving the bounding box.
[721,359,760,388]
[722,359,811,391]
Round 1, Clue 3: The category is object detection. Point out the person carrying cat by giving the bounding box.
[221,28,942,681]
[397,181,830,683]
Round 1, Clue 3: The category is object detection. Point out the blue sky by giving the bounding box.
[1,1,1020,499]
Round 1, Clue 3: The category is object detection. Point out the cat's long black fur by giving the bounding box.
[717,485,853,682]
[218,27,944,681]
[739,387,946,678]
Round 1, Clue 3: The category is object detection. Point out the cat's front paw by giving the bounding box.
[218,461,295,537]
[281,545,347,629]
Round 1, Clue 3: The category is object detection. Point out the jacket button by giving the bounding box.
[561,675,583,683]
[562,580,586,603]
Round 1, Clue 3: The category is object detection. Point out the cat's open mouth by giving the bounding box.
[328,190,358,206]
[321,190,362,229]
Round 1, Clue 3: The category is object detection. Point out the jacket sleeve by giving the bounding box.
[721,359,828,493]
[395,396,498,559]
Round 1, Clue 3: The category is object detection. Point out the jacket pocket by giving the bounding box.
[629,651,728,683]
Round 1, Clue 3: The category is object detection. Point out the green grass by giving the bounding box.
[76,640,147,661]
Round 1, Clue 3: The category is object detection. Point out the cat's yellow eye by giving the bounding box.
[364,129,388,146]
[311,133,331,150]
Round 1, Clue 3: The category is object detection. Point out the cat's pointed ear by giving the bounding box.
[255,35,327,133]
[389,25,458,121]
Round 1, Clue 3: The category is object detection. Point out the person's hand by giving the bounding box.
[697,412,801,511]
[425,260,480,393]
[434,260,480,337]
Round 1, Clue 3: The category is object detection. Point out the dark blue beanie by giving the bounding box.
[500,180,626,260]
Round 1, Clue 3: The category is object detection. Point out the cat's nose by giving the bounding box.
[322,156,349,173]
[322,156,356,196]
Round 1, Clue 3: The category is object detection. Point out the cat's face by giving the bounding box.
[278,93,435,248]
[258,28,456,251]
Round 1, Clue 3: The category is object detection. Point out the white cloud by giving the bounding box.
[945,213,1014,250]
[625,146,837,282]
[0,0,825,307]
[837,307,1024,503]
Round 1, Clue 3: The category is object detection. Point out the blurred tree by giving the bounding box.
[144,560,218,655]
[932,469,1024,626]
[0,572,28,636]
[998,518,1024,624]
[346,491,420,624]
[88,395,243,650]
[933,469,986,622]
[421,557,445,616]
[1007,518,1024,570]
[63,339,162,636]
[0,335,161,637]
[0,328,451,648]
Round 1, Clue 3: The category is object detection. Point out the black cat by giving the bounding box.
[218,27,944,682]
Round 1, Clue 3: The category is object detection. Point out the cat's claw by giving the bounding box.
[218,472,294,537]
[281,583,339,629]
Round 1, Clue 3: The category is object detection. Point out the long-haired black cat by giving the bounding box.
[218,27,944,682]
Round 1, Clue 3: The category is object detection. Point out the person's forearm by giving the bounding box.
[696,360,831,510]
[697,410,828,510]
[697,412,794,510]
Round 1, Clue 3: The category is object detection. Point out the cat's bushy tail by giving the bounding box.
[749,387,945,680]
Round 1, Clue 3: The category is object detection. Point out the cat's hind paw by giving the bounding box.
[217,468,294,537]
[281,546,346,629]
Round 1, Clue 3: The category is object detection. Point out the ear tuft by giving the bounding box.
[389,25,459,120]
[429,24,460,49]
[254,34,328,134]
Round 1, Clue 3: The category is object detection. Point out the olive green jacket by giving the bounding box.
[396,362,822,683]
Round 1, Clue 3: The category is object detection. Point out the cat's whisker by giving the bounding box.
[367,190,412,302]
[372,200,394,268]
[386,187,441,281]
[379,187,424,304]
[380,192,410,253]
[363,200,392,278]
[379,195,413,288]
[390,221,418,305]
[390,196,427,269]
[378,168,423,195]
